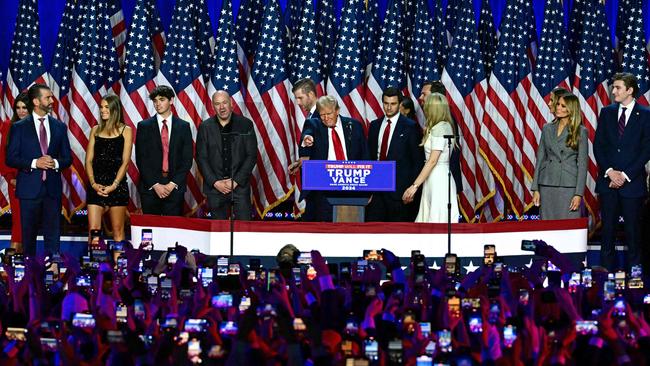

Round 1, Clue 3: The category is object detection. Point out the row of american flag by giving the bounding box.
[0,0,645,226]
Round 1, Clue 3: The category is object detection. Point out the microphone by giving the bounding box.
[443,135,456,139]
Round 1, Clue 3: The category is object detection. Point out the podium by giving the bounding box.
[302,160,395,223]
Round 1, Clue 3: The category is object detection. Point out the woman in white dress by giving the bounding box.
[402,93,459,223]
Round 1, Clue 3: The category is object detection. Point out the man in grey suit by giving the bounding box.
[196,91,258,220]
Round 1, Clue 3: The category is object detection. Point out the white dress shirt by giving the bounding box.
[376,113,400,159]
[31,112,59,170]
[156,113,173,138]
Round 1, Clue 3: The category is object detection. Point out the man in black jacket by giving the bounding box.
[197,90,258,220]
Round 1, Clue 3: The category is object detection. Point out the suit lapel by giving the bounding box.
[25,116,42,154]
[621,104,641,141]
[387,116,404,159]
[342,118,353,159]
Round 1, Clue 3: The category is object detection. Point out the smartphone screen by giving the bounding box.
[484,245,496,265]
[503,325,517,347]
[141,229,153,248]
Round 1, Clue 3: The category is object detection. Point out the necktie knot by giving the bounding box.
[39,117,45,123]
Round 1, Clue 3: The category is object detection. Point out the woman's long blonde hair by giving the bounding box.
[558,94,582,150]
[97,95,124,135]
[421,93,456,146]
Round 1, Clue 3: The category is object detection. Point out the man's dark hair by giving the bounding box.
[613,72,639,97]
[149,85,176,100]
[27,84,51,113]
[429,80,447,96]
[382,87,403,102]
[292,78,317,95]
[400,98,417,120]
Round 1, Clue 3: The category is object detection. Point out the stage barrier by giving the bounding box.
[131,215,588,260]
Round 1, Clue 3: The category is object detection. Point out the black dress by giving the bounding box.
[87,127,129,207]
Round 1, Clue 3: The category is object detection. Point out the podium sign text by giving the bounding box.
[302,160,396,191]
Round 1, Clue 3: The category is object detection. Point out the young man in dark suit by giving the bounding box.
[366,87,424,222]
[196,91,257,220]
[299,95,368,221]
[6,84,72,256]
[135,85,193,216]
[594,72,650,271]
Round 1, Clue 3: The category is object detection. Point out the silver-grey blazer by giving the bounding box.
[531,122,588,196]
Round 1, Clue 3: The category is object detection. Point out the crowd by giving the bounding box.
[0,239,649,365]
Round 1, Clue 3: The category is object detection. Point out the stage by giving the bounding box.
[130,216,590,268]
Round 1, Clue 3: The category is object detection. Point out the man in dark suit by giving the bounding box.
[594,72,650,271]
[6,84,72,256]
[366,87,424,222]
[289,78,320,175]
[197,91,257,220]
[135,85,193,216]
[299,96,368,221]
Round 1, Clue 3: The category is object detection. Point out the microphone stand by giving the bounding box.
[443,134,455,255]
[222,130,251,257]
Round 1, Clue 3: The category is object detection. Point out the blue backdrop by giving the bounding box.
[0,0,645,81]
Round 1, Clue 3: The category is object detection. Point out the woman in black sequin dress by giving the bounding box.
[85,95,133,241]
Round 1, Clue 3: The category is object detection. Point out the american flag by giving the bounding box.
[243,0,297,217]
[477,0,497,75]
[617,0,650,105]
[236,0,265,62]
[326,0,366,125]
[48,0,85,216]
[316,0,339,80]
[107,0,127,67]
[571,0,614,227]
[119,0,166,210]
[364,0,406,125]
[406,0,445,127]
[401,0,417,61]
[193,0,216,84]
[64,0,122,215]
[441,0,499,223]
[4,0,48,121]
[480,0,537,218]
[284,0,303,38]
[445,0,461,43]
[207,0,241,104]
[156,0,211,213]
[288,0,323,131]
[529,0,572,175]
[362,0,380,71]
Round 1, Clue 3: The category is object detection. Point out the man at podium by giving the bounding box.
[298,96,368,221]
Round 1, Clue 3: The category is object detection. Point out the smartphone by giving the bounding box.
[248,258,261,270]
[420,322,431,337]
[645,294,650,304]
[521,240,536,252]
[167,247,178,265]
[437,329,452,352]
[613,298,626,318]
[115,302,128,323]
[217,257,228,276]
[134,298,145,319]
[468,313,483,333]
[76,275,91,287]
[292,267,302,286]
[14,264,25,282]
[447,296,461,318]
[107,330,125,344]
[416,355,433,366]
[363,249,383,261]
[89,229,102,247]
[141,228,153,249]
[293,318,306,331]
[632,265,643,278]
[72,313,96,329]
[5,327,27,341]
[199,267,213,287]
[185,319,208,333]
[364,339,379,361]
[603,280,615,301]
[614,271,626,290]
[484,244,496,265]
[503,325,517,347]
[219,321,238,335]
[519,289,529,305]
[388,339,403,364]
[576,320,598,335]
[297,251,312,265]
[444,253,457,276]
[239,296,251,313]
[211,293,233,308]
[568,272,581,293]
[187,338,201,358]
[40,337,58,352]
[582,268,592,287]
[147,276,158,293]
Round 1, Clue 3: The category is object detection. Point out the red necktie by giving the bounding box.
[618,107,627,138]
[330,127,346,160]
[161,119,169,172]
[38,118,48,180]
[379,120,392,160]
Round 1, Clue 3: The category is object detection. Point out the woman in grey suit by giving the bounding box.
[532,93,588,219]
